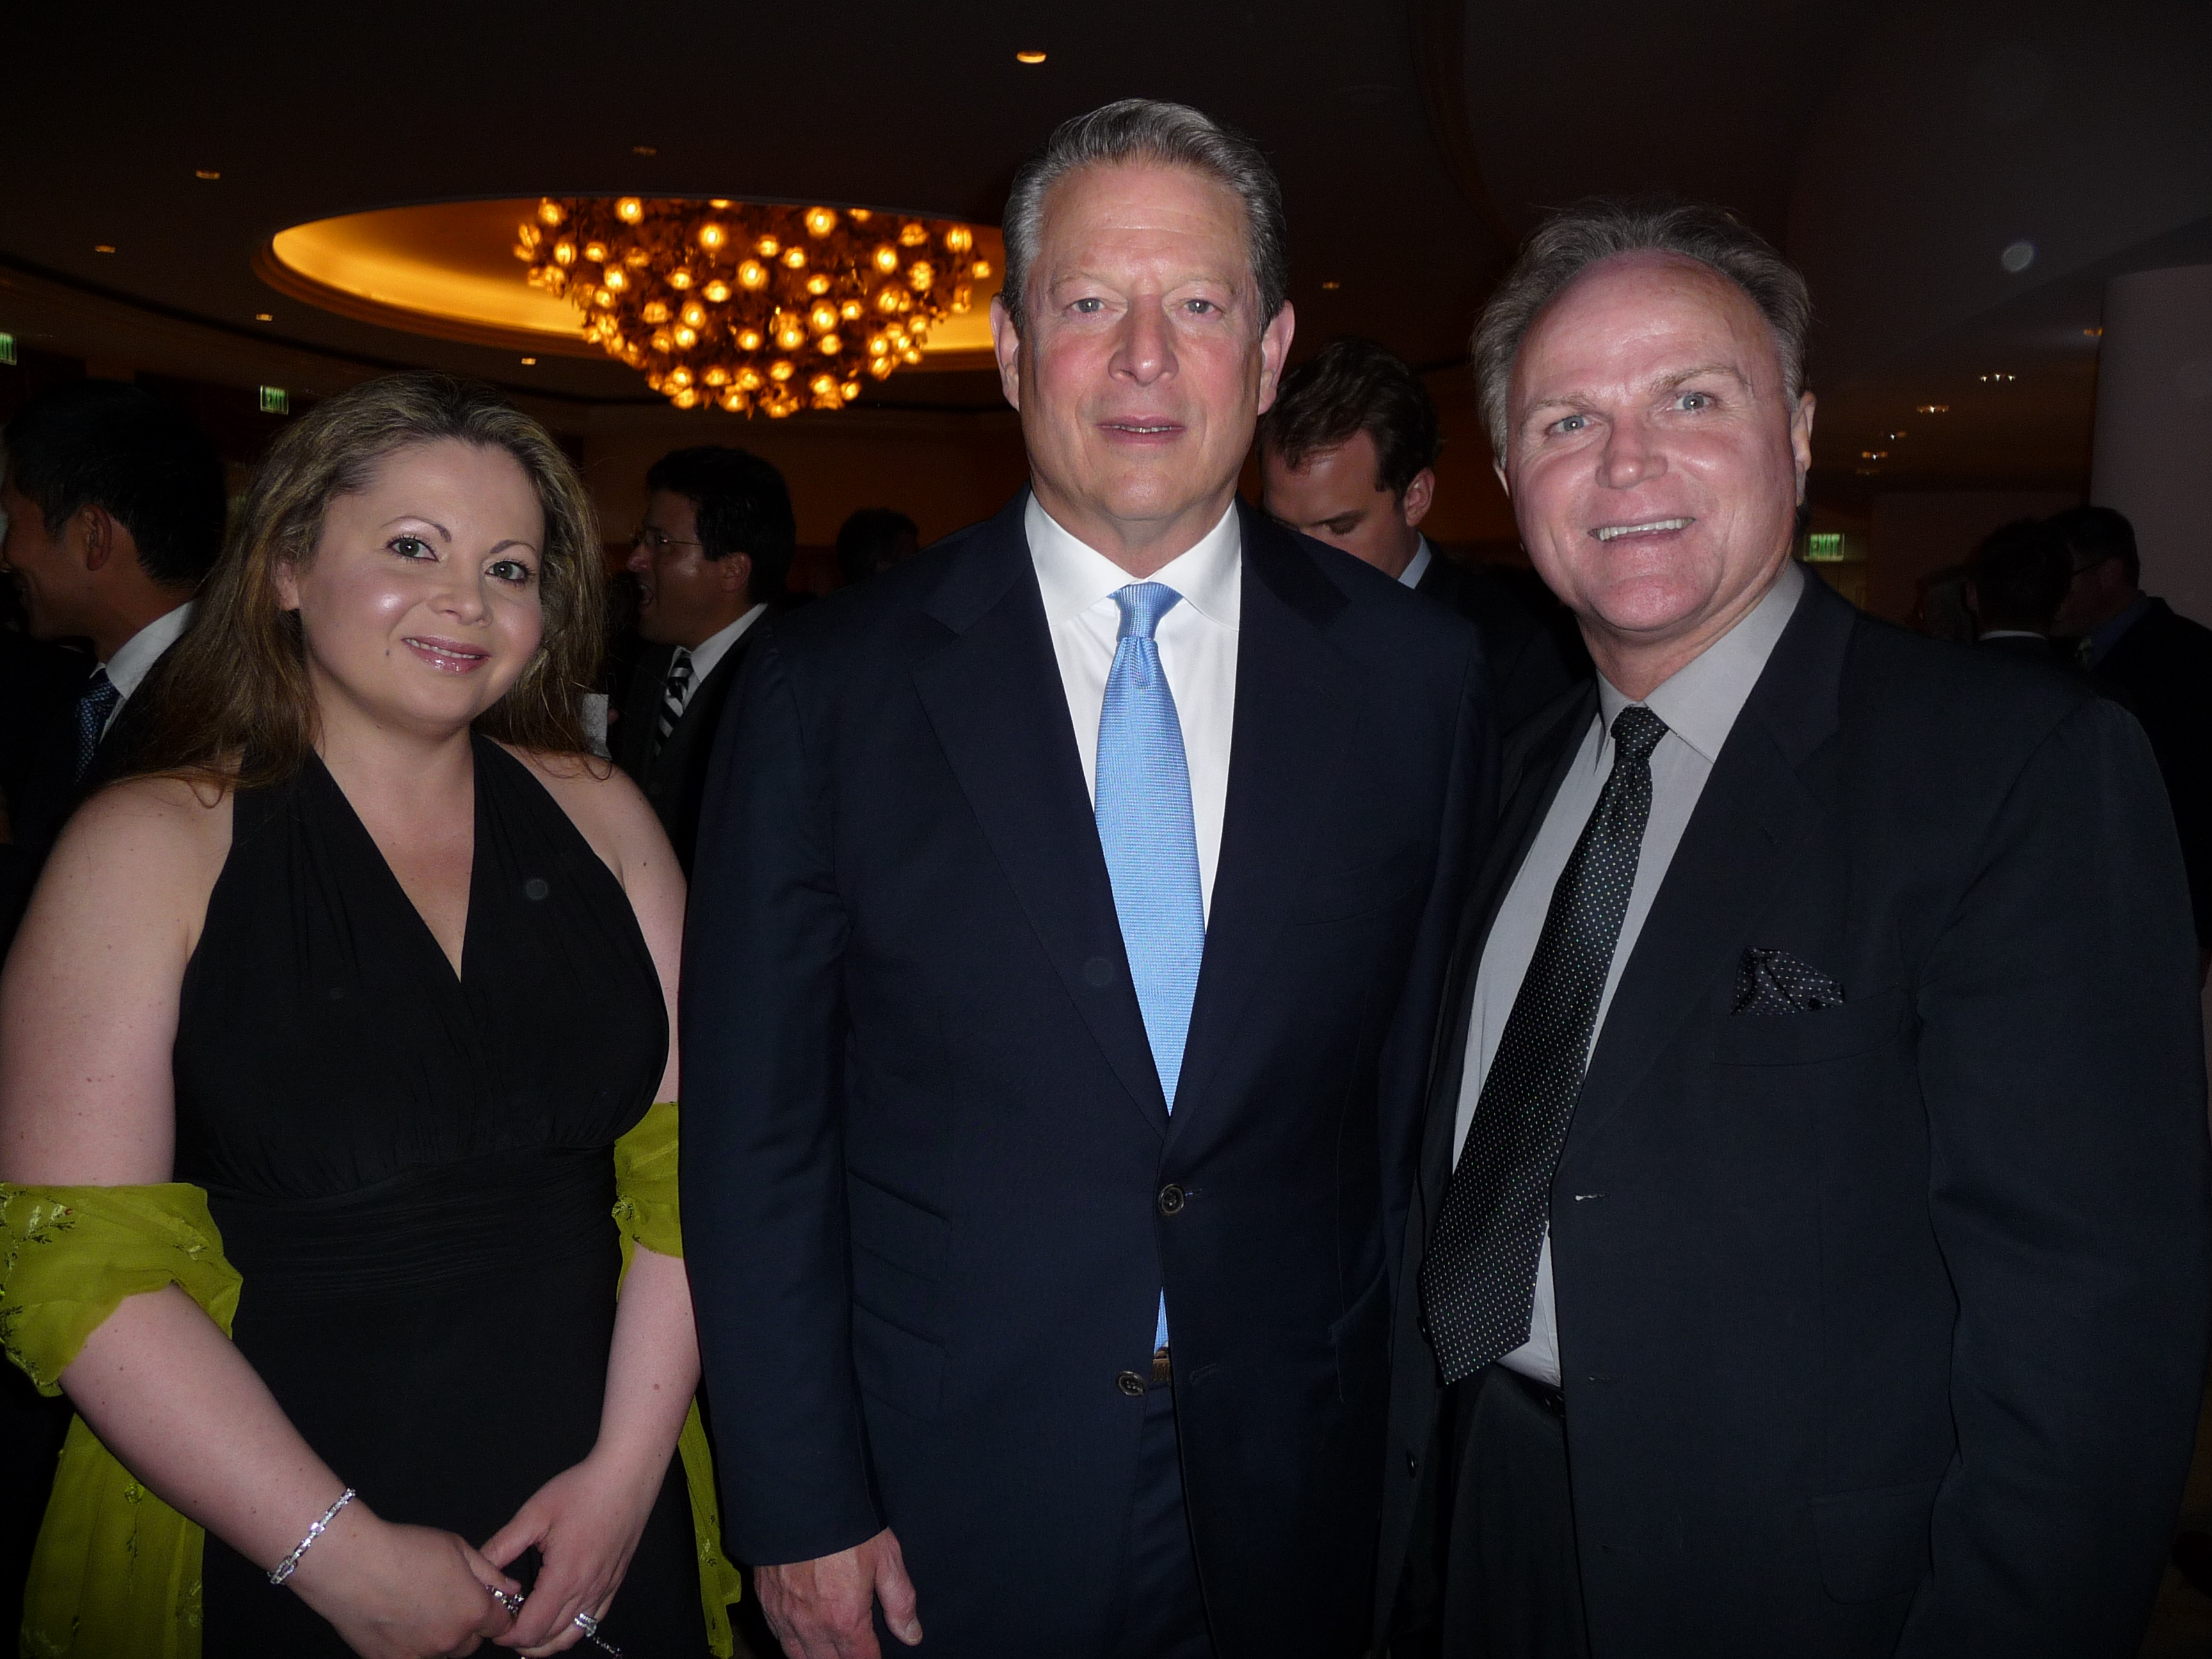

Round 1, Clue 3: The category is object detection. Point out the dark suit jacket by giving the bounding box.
[0,647,161,959]
[612,627,759,874]
[1379,577,2211,1656]
[2094,598,2212,947]
[681,493,1493,1658]
[1415,553,1590,736]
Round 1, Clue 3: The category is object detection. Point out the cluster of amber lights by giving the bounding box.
[515,196,990,416]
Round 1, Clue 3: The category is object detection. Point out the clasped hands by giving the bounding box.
[286,1448,664,1658]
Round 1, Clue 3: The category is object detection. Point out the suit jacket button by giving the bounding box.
[1117,1370,1146,1397]
[1158,1183,1185,1216]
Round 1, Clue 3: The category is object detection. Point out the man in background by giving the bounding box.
[0,378,225,950]
[2051,502,2212,969]
[0,375,225,1646]
[1966,518,2076,671]
[835,506,920,587]
[1260,336,1586,732]
[615,444,793,874]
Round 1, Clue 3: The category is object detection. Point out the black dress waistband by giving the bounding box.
[204,1144,615,1301]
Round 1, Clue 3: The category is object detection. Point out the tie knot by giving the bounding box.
[1609,703,1667,765]
[1112,582,1182,641]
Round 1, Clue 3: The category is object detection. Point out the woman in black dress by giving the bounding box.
[0,375,716,1656]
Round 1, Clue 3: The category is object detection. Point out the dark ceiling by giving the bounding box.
[3,0,2207,511]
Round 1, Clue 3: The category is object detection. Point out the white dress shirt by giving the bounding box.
[1452,560,1806,1386]
[671,602,769,719]
[1398,538,1434,590]
[1027,495,1240,921]
[100,600,193,737]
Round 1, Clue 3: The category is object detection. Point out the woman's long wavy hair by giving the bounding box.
[127,373,605,790]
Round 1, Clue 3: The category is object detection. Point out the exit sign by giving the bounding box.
[258,385,289,414]
[0,333,16,366]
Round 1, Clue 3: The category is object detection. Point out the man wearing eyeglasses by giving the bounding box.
[616,445,796,872]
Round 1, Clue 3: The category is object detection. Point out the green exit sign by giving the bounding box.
[0,333,16,366]
[1805,531,1847,562]
[257,385,289,414]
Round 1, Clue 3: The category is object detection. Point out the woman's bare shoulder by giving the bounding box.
[499,746,672,883]
[55,774,234,873]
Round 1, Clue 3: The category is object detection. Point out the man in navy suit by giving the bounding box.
[682,100,1492,1658]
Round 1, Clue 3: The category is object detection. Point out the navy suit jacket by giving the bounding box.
[682,491,1492,1658]
[1379,575,2212,1656]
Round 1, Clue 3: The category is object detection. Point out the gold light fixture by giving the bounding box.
[518,198,993,417]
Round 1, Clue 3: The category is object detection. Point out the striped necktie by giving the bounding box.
[653,649,694,758]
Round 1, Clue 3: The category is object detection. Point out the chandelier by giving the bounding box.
[515,196,991,417]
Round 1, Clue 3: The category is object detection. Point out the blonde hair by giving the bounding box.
[127,373,604,789]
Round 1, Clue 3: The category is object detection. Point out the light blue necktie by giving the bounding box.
[1095,582,1206,1350]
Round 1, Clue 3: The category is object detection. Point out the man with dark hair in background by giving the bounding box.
[2051,502,2212,970]
[0,375,225,1646]
[1966,518,2076,671]
[0,378,227,948]
[615,444,794,873]
[1260,337,1587,732]
[835,506,920,587]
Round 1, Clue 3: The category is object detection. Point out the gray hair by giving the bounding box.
[1472,197,1813,460]
[999,99,1288,332]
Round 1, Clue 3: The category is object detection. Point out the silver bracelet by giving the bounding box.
[267,1487,355,1586]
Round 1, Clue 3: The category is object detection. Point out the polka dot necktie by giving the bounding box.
[70,668,122,783]
[1419,703,1669,1386]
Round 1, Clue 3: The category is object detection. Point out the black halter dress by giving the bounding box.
[170,735,705,1656]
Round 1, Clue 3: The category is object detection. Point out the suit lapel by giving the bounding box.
[911,493,1171,1136]
[1171,506,1360,1135]
[614,644,675,780]
[1559,577,1853,1171]
[657,632,752,783]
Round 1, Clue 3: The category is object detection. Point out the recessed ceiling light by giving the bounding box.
[1320,280,1342,291]
[520,357,537,365]
[632,143,658,156]
[2000,239,2036,274]
[255,312,273,322]
[1916,403,1950,414]
[2083,326,2104,337]
[1016,50,1047,63]
[93,244,115,253]
[195,168,221,180]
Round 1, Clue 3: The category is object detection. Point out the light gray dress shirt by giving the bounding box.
[1450,560,1806,1386]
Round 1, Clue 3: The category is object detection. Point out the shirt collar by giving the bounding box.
[1399,538,1433,589]
[104,600,193,698]
[1596,559,1805,765]
[684,602,768,686]
[2084,593,2153,667]
[1026,495,1242,630]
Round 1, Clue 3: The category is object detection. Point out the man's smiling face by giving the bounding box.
[1502,250,1813,674]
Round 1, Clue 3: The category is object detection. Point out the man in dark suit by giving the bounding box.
[1258,336,1588,734]
[0,376,223,1645]
[1379,200,2210,1658]
[2051,502,2212,968]
[613,444,793,873]
[1966,517,2078,673]
[682,100,1491,1659]
[0,380,225,950]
